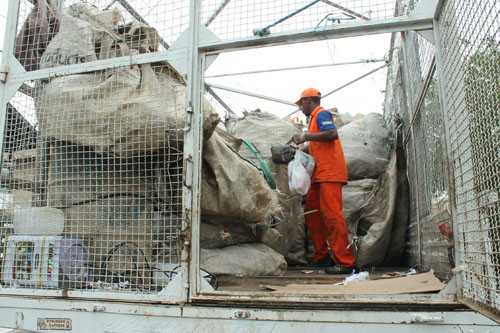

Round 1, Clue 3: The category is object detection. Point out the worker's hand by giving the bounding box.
[293,133,307,144]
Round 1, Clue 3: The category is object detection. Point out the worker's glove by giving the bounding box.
[293,133,307,145]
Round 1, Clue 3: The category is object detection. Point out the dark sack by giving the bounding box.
[271,145,296,164]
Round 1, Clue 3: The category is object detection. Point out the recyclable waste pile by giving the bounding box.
[6,0,409,289]
[200,110,408,272]
[200,111,305,273]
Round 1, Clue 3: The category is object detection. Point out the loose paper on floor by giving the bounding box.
[273,272,445,295]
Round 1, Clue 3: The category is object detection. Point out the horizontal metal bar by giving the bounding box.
[200,15,434,54]
[8,51,172,83]
[206,82,297,107]
[0,288,180,303]
[1,295,497,328]
[205,59,385,78]
[191,293,459,306]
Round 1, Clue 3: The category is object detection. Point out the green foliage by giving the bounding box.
[464,37,500,192]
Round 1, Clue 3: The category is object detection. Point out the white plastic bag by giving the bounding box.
[288,151,315,195]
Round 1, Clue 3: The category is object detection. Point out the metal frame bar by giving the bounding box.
[205,0,232,26]
[7,51,172,84]
[206,83,297,107]
[0,0,21,167]
[432,17,463,298]
[400,31,422,269]
[201,15,433,54]
[323,63,388,99]
[0,295,497,330]
[0,288,182,303]
[185,0,203,301]
[204,84,237,117]
[403,57,436,147]
[205,58,385,78]
[319,0,370,20]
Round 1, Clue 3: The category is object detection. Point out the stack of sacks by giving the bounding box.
[199,123,292,275]
[31,2,219,285]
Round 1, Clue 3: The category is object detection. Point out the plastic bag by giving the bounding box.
[271,144,296,164]
[288,151,315,195]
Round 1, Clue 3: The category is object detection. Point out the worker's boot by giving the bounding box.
[324,266,355,275]
[305,256,334,268]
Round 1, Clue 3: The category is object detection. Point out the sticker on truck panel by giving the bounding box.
[37,318,72,330]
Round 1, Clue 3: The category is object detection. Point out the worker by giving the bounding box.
[293,88,356,274]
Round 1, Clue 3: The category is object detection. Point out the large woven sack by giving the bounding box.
[338,113,392,180]
[47,141,182,211]
[15,0,60,71]
[35,4,219,157]
[347,151,397,267]
[201,243,287,276]
[226,111,306,262]
[201,129,281,224]
[200,218,260,249]
[342,179,378,223]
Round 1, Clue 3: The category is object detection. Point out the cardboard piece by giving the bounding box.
[273,272,445,295]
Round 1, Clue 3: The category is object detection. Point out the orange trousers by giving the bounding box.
[305,182,356,267]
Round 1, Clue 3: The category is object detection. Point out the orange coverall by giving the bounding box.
[305,106,356,267]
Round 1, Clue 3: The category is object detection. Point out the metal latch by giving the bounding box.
[0,65,8,83]
[410,314,444,323]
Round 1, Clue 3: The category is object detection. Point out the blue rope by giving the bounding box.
[253,0,321,36]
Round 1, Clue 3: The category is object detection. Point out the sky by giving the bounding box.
[0,1,391,121]
[205,35,390,121]
[0,1,6,63]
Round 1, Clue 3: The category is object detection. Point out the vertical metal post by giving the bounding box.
[57,0,64,12]
[183,0,203,302]
[0,0,21,165]
[433,17,463,295]
[400,31,423,269]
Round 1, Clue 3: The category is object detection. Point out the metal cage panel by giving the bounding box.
[1,0,192,300]
[383,1,450,279]
[437,0,500,316]
[201,0,398,41]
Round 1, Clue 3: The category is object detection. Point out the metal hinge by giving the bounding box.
[0,65,8,83]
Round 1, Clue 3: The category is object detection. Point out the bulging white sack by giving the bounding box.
[339,113,392,180]
[201,243,287,276]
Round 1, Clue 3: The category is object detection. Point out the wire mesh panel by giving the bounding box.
[14,0,190,71]
[418,73,452,280]
[383,0,451,276]
[438,0,500,315]
[201,0,397,41]
[0,0,201,298]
